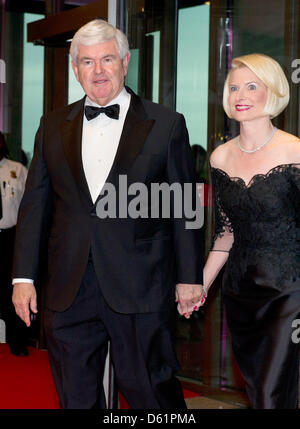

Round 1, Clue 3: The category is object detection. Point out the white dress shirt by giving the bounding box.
[82,88,131,203]
[13,87,131,285]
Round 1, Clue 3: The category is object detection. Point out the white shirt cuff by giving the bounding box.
[12,278,34,285]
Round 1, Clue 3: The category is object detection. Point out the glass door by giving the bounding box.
[174,0,210,386]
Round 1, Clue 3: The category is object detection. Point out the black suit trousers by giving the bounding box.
[44,260,186,409]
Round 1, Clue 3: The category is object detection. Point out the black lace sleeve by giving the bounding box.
[210,167,234,250]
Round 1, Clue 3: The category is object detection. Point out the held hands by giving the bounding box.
[12,283,38,327]
[175,283,207,319]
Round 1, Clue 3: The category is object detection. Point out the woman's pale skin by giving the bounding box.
[188,66,300,317]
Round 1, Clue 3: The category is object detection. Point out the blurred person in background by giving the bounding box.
[0,131,28,356]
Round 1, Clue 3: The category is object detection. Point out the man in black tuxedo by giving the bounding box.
[12,19,203,409]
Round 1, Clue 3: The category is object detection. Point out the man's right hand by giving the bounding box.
[12,283,37,327]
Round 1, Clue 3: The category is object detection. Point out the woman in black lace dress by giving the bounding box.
[201,54,300,408]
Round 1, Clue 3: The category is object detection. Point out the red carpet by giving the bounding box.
[0,344,60,409]
[0,343,199,409]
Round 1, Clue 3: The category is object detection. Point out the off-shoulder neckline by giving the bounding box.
[210,163,300,188]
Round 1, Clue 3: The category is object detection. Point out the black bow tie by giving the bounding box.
[84,104,120,121]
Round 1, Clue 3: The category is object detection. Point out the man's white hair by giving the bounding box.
[70,19,129,64]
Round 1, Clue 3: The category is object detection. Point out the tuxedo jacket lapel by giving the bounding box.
[104,88,155,187]
[60,97,93,205]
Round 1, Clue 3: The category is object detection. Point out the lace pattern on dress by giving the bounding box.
[210,167,234,243]
[210,163,300,291]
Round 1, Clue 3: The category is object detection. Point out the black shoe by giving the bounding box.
[8,344,29,357]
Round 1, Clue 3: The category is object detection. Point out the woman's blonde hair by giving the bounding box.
[223,53,289,119]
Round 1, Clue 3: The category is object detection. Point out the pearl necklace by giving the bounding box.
[238,126,277,153]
